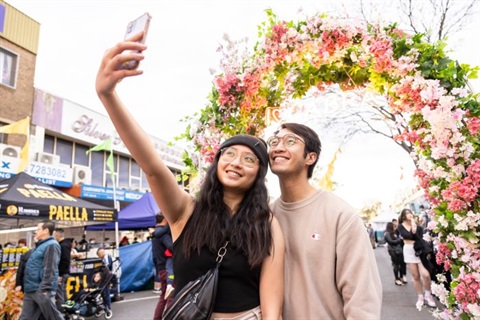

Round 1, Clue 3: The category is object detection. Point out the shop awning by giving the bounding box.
[0,172,117,229]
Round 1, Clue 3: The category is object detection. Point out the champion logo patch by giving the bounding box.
[311,233,321,240]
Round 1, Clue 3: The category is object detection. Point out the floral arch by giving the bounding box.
[177,10,480,318]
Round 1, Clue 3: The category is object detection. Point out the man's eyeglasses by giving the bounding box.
[220,148,259,168]
[267,134,305,148]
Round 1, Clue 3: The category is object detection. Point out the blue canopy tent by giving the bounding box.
[86,192,159,231]
[85,192,159,292]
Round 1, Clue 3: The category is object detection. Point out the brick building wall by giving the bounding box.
[0,36,36,117]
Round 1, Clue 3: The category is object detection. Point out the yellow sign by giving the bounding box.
[49,206,88,221]
[6,205,18,216]
[66,274,88,299]
[17,187,78,201]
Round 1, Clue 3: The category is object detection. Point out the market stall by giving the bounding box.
[86,192,158,231]
[86,192,159,291]
[0,172,118,320]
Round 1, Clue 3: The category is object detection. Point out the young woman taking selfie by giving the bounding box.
[95,31,285,320]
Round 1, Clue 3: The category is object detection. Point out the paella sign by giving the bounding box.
[0,172,117,223]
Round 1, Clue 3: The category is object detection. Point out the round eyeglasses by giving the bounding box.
[267,134,305,148]
[220,148,259,168]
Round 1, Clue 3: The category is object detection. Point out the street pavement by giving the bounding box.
[376,244,438,319]
[104,244,440,319]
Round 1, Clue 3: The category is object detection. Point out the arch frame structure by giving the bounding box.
[176,10,479,318]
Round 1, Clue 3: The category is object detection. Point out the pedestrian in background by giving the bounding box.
[17,238,27,248]
[96,248,115,313]
[150,213,174,319]
[268,122,382,319]
[71,239,85,260]
[384,222,407,286]
[418,205,430,233]
[95,34,285,319]
[54,228,72,313]
[366,223,376,249]
[397,208,436,309]
[392,218,407,283]
[19,221,63,320]
[119,236,130,247]
[15,243,32,293]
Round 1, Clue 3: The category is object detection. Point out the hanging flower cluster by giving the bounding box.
[176,10,479,318]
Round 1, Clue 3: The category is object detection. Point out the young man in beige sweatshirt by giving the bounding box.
[268,123,383,320]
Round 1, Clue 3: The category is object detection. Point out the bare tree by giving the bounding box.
[286,87,416,167]
[398,0,478,43]
[353,0,479,43]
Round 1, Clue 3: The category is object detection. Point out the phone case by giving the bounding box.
[121,12,152,70]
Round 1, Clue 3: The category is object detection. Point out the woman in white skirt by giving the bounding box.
[397,209,436,309]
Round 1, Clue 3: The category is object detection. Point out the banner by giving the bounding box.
[0,117,30,172]
[86,138,114,184]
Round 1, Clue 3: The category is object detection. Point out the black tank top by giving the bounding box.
[173,216,261,313]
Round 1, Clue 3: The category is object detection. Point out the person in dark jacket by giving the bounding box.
[384,222,407,286]
[150,213,174,319]
[19,220,63,320]
[15,240,48,320]
[15,248,32,292]
[54,228,73,312]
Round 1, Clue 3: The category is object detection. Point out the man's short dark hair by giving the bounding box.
[155,214,165,224]
[42,221,56,235]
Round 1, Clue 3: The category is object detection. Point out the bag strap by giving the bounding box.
[215,241,229,266]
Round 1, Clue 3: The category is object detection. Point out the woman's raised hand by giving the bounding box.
[95,32,147,98]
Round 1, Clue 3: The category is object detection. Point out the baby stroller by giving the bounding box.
[63,258,121,320]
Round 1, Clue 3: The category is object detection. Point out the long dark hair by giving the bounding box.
[398,208,412,224]
[181,150,272,267]
[385,222,395,235]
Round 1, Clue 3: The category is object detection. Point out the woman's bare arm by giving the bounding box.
[95,32,194,238]
[259,216,285,319]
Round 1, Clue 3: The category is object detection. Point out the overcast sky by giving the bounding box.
[6,0,479,210]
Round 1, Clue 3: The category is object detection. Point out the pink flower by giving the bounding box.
[414,169,432,189]
[467,117,480,135]
[447,198,467,211]
[466,160,480,188]
[215,73,241,108]
[436,243,452,270]
[453,272,480,310]
[369,36,394,73]
[441,180,478,205]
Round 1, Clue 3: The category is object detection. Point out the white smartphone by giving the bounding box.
[121,12,152,70]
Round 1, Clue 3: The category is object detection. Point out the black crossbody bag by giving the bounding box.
[162,241,229,320]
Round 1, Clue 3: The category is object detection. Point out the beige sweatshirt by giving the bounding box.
[271,190,382,320]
